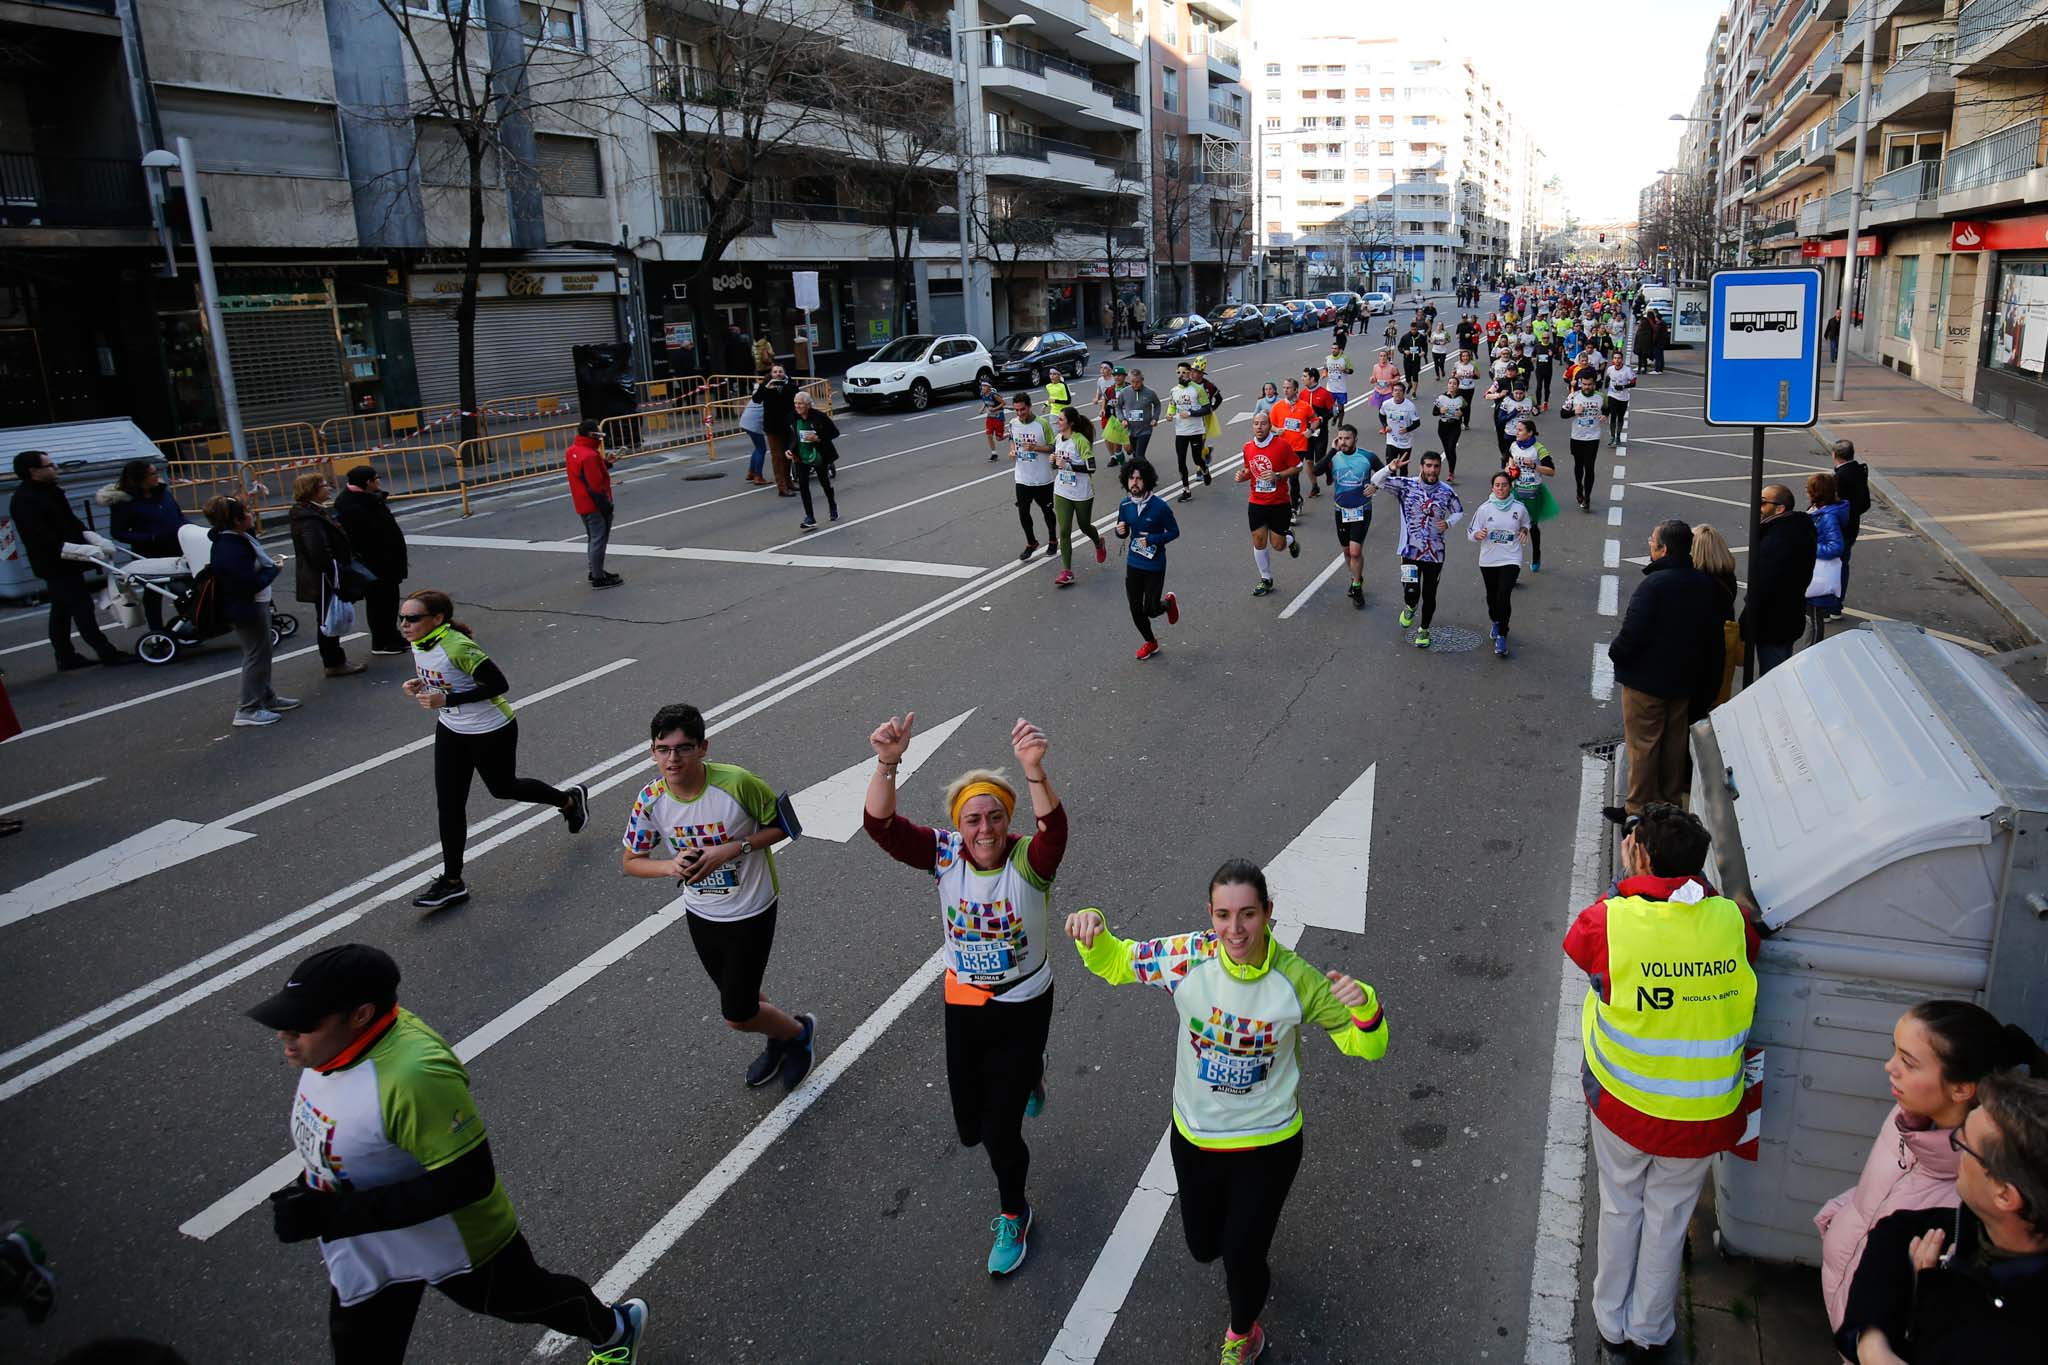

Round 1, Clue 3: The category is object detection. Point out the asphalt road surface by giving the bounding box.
[0,293,2020,1365]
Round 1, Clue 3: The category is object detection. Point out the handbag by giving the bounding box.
[337,559,377,603]
[1805,557,1843,603]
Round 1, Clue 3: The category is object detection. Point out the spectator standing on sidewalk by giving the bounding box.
[564,420,623,590]
[1742,484,1817,677]
[755,365,799,496]
[1839,1072,2048,1365]
[8,450,132,671]
[1606,519,1725,816]
[1564,804,1761,1365]
[333,467,409,656]
[1691,525,1742,708]
[290,474,366,678]
[1824,308,1842,363]
[1832,439,1872,606]
[1806,470,1851,641]
[206,495,300,729]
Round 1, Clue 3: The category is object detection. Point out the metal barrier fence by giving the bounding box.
[154,421,323,467]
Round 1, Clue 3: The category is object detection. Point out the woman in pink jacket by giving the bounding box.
[1815,999,2048,1337]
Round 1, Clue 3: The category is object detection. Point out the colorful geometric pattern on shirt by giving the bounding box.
[1134,931,1218,986]
[1188,1006,1281,1092]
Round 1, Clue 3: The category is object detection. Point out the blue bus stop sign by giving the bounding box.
[1704,266,1822,426]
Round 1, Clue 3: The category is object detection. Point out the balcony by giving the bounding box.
[1831,90,1864,149]
[1872,34,1956,124]
[1808,34,1843,95]
[1955,0,2048,74]
[987,0,1140,66]
[1796,199,1826,234]
[1186,0,1241,24]
[982,38,1142,132]
[850,4,952,62]
[0,151,150,231]
[1842,0,1872,57]
[1756,215,1800,240]
[1860,157,1941,226]
[1825,185,1853,228]
[1940,117,2048,212]
[1802,118,1833,165]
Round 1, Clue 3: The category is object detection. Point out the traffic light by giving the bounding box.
[1599,232,1607,243]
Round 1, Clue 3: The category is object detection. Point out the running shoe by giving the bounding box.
[778,1013,818,1090]
[830,510,840,522]
[1220,1322,1266,1364]
[1178,490,1192,503]
[800,519,817,532]
[268,695,303,711]
[1018,543,1040,562]
[987,1203,1032,1276]
[1399,606,1415,627]
[563,783,590,835]
[233,709,281,727]
[1349,583,1364,608]
[1055,570,1075,587]
[1136,641,1160,661]
[412,875,470,910]
[370,646,407,656]
[1096,541,1107,565]
[744,1035,785,1088]
[1044,543,1057,559]
[1495,636,1509,659]
[589,1298,648,1364]
[1252,580,1273,597]
[1163,592,1180,626]
[1025,1080,1047,1118]
[1531,560,1542,573]
[1288,537,1301,559]
[1414,629,1432,649]
[1489,621,1500,640]
[0,1221,56,1324]
[1201,463,1213,486]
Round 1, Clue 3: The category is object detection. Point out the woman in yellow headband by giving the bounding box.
[862,712,1066,1279]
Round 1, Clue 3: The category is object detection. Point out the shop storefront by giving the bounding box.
[1801,235,1882,360]
[1953,213,2048,435]
[407,260,622,407]
[640,261,911,380]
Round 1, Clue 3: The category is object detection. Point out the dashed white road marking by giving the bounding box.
[1598,575,1619,617]
[1607,507,1623,527]
[1603,539,1620,569]
[0,777,105,816]
[1278,554,1350,619]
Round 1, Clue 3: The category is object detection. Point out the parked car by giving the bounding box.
[989,330,1089,389]
[1282,300,1324,330]
[1363,291,1395,315]
[1134,313,1216,356]
[842,334,995,411]
[1324,291,1362,318]
[1258,302,1300,335]
[1205,303,1267,346]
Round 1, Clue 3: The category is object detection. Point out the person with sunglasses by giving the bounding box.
[1740,483,1818,678]
[399,590,590,911]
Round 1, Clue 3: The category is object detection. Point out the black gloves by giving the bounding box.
[270,1178,333,1243]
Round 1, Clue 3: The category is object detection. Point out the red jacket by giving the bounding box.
[565,436,611,515]
[1563,872,1761,1158]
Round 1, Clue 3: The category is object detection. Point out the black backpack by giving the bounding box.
[185,568,226,639]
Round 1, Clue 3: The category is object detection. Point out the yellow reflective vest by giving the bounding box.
[1581,894,1756,1122]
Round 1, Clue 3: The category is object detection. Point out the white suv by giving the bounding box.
[1363,291,1394,315]
[842,334,995,411]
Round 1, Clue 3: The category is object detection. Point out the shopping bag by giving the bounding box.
[1804,557,1843,604]
[322,593,356,637]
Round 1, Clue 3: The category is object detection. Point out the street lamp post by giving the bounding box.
[143,139,247,464]
[1834,3,1877,401]
[951,10,1034,342]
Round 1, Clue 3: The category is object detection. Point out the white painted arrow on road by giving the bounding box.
[784,709,977,843]
[1042,763,1376,1365]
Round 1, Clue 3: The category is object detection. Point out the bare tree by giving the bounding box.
[1334,199,1400,293]
[1153,149,1196,315]
[970,187,1055,337]
[830,54,959,337]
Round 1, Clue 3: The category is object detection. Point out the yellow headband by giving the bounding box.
[951,781,1016,827]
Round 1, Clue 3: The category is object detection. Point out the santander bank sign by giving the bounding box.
[1951,216,2048,251]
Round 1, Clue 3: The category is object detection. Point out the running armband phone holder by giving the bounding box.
[775,790,803,841]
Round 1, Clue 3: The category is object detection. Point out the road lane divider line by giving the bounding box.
[1590,643,1614,702]
[1603,540,1620,569]
[402,536,984,581]
[1598,575,1619,618]
[0,777,105,816]
[1278,554,1349,620]
[762,465,1018,552]
[1607,507,1623,528]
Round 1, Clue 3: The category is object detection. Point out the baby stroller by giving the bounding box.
[59,526,298,666]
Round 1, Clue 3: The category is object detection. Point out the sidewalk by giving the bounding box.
[1682,1179,1838,1365]
[1815,356,2048,646]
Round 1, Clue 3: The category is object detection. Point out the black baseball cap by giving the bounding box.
[247,944,400,1032]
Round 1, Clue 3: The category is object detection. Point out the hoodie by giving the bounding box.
[96,482,190,557]
[1815,1103,1961,1331]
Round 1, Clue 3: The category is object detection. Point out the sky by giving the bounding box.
[1249,0,1733,222]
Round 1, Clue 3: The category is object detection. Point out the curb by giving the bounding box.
[1807,421,2048,648]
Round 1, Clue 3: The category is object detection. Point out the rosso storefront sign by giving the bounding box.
[407,268,619,301]
[1951,215,2048,252]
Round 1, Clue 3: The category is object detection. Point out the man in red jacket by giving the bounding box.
[1565,804,1761,1364]
[565,420,623,588]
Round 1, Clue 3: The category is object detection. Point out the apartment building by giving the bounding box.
[1140,0,1252,313]
[1246,25,1537,302]
[1679,0,2048,432]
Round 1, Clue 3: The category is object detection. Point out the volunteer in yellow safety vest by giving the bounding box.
[1563,803,1761,1364]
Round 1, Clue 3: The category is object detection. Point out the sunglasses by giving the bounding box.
[397,612,432,624]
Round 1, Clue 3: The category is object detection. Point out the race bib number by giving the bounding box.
[799,430,817,442]
[1254,477,1276,494]
[1340,503,1366,523]
[1486,527,1517,544]
[1130,536,1157,560]
[1196,1050,1270,1092]
[1401,564,1420,584]
[954,941,1015,976]
[688,866,737,893]
[1284,418,1302,432]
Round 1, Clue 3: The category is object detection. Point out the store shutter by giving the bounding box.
[410,294,620,409]
[221,310,350,428]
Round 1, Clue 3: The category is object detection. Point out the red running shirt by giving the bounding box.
[1243,437,1299,505]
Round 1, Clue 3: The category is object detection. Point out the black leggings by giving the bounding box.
[1015,482,1055,543]
[1173,433,1206,490]
[1437,421,1461,478]
[1534,365,1553,407]
[1171,1129,1304,1335]
[1401,558,1442,627]
[794,458,835,522]
[685,903,778,1023]
[1481,563,1519,630]
[433,720,566,879]
[1432,352,1447,379]
[1126,565,1167,643]
[1571,438,1599,504]
[943,980,1054,1214]
[327,1231,616,1363]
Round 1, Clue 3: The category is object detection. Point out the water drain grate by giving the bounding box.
[1407,624,1482,653]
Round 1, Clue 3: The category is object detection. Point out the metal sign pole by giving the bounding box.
[1745,423,1764,687]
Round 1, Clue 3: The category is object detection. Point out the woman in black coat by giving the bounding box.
[206,494,301,727]
[287,472,364,677]
[788,389,840,531]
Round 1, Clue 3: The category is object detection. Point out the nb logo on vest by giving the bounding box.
[1636,986,1674,1010]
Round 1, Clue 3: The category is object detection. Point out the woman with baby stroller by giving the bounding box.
[96,459,190,628]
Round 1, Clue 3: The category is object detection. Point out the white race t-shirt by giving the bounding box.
[1053,435,1094,502]
[1470,500,1531,569]
[1605,365,1637,401]
[1565,391,1603,442]
[621,767,784,921]
[1380,398,1420,449]
[1434,392,1464,423]
[1169,383,1208,437]
[1010,415,1055,486]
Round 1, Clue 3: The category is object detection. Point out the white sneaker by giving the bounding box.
[370,646,406,656]
[267,696,303,712]
[233,709,281,727]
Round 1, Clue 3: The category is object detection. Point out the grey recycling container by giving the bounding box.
[0,418,164,600]
[1688,621,2048,1264]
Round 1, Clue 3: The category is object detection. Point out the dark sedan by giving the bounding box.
[1205,303,1267,346]
[990,330,1089,387]
[1258,302,1299,335]
[1134,313,1215,356]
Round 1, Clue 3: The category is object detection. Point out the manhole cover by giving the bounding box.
[1409,623,1482,653]
[684,471,728,481]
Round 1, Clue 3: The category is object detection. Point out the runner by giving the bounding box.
[1051,408,1107,588]
[1191,356,1225,475]
[1432,380,1465,481]
[1237,411,1303,598]
[1503,417,1561,573]
[622,702,818,1088]
[1102,370,1132,468]
[1167,362,1213,502]
[1322,337,1354,428]
[1429,319,1451,380]
[1604,352,1637,448]
[1092,361,1118,423]
[1118,367,1161,462]
[1469,469,1533,659]
[1302,366,1335,501]
[1397,319,1425,393]
[978,378,1005,461]
[399,591,588,912]
[1563,369,1605,511]
[1371,451,1464,649]
[250,944,648,1363]
[1487,378,1535,462]
[1044,367,1072,416]
[1365,348,1398,416]
[1377,379,1421,464]
[1268,379,1313,525]
[862,713,1067,1272]
[1115,457,1182,660]
[1532,333,1557,412]
[1327,424,1381,609]
[1452,348,1479,432]
[1008,392,1060,559]
[1063,859,1389,1365]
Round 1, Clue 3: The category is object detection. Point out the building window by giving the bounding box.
[1299,64,1318,73]
[1264,89,1281,102]
[1326,90,1343,101]
[1301,89,1318,101]
[535,132,603,196]
[1327,116,1344,129]
[1380,88,1394,99]
[1892,255,1918,341]
[1265,62,1281,76]
[520,1,583,48]
[1163,131,1180,168]
[1325,143,1340,155]
[1883,131,1942,170]
[1265,116,1283,130]
[1300,115,1320,129]
[1378,141,1393,155]
[1162,67,1180,112]
[1265,168,1282,180]
[1326,64,1346,73]
[157,89,345,178]
[1379,115,1394,127]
